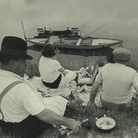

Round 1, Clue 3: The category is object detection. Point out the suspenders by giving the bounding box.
[0,81,23,120]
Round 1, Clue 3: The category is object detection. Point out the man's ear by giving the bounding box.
[9,60,17,68]
[113,57,116,63]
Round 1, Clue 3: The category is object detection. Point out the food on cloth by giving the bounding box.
[78,78,91,85]
[23,66,95,106]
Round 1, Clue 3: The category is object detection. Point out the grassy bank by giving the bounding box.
[0,49,138,138]
[1,101,138,138]
[26,54,138,138]
[27,46,115,71]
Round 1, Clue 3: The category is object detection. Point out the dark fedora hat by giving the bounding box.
[0,36,33,60]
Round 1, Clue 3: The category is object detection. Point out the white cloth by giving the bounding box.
[78,92,90,106]
[95,63,138,104]
[59,69,76,88]
[0,70,67,123]
[29,76,71,98]
[43,96,68,116]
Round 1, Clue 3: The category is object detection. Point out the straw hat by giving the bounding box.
[0,36,33,60]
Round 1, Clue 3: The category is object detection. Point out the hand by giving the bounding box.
[63,71,68,76]
[89,96,95,103]
[131,96,138,108]
[68,120,81,133]
[87,100,94,107]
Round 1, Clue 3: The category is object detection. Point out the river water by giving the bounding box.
[1,0,138,69]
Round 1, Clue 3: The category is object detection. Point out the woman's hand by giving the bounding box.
[63,71,68,76]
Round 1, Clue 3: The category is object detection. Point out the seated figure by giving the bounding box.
[89,48,138,109]
[0,36,81,138]
[39,44,76,89]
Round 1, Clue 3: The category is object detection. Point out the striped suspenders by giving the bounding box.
[0,81,23,120]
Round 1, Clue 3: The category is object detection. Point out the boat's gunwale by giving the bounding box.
[27,37,123,50]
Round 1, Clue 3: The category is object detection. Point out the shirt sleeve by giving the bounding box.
[53,60,62,71]
[132,72,138,87]
[16,83,45,115]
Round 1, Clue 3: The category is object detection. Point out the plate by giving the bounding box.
[96,117,116,131]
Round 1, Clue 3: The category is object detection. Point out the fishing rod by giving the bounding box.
[21,21,27,42]
[74,18,82,28]
[79,14,101,30]
[84,24,106,36]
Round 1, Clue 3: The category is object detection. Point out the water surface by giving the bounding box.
[1,0,138,66]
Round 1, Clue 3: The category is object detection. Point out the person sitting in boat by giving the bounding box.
[89,47,138,110]
[39,44,76,89]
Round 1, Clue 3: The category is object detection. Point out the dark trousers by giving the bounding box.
[42,74,62,88]
[0,115,52,138]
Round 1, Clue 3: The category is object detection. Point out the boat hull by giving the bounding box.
[27,37,123,50]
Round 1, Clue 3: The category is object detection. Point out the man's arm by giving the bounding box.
[90,81,101,102]
[131,85,138,111]
[36,108,81,133]
[134,85,138,101]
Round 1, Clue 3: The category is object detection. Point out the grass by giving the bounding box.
[1,103,138,138]
[1,55,138,138]
[63,100,138,138]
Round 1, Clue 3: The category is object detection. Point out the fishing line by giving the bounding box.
[79,13,102,30]
[84,24,106,36]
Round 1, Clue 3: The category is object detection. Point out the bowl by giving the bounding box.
[96,117,116,132]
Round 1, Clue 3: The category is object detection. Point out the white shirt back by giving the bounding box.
[39,56,61,82]
[96,63,138,103]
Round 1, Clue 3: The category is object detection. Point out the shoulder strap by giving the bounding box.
[0,81,23,120]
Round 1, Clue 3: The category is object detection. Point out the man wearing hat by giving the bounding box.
[0,36,81,138]
[89,47,138,109]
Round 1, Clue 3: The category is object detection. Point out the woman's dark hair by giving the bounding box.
[41,44,56,57]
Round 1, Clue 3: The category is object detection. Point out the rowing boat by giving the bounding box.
[27,27,123,49]
[27,37,123,49]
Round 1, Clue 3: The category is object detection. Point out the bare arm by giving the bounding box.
[132,85,138,111]
[58,66,65,73]
[134,85,138,101]
[90,81,101,102]
[36,108,81,133]
[58,66,68,75]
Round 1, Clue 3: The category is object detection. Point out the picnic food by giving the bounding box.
[99,120,113,129]
[96,116,116,130]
